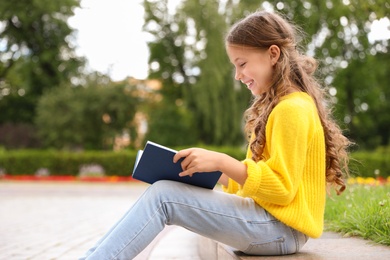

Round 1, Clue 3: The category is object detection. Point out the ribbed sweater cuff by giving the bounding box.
[241,159,263,197]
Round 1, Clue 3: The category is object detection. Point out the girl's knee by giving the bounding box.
[150,180,177,191]
[147,180,182,199]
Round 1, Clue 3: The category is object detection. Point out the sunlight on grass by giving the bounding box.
[325,183,390,246]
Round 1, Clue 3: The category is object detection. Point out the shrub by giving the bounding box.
[35,84,139,150]
[350,148,390,178]
[0,150,138,177]
[0,147,387,178]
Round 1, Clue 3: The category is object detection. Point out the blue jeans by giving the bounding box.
[80,180,308,259]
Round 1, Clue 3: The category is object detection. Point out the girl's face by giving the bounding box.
[226,44,277,96]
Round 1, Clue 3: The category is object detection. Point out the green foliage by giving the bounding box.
[144,101,199,146]
[143,0,251,146]
[0,150,138,177]
[1,0,388,150]
[142,0,389,149]
[261,0,390,149]
[0,0,84,123]
[0,146,246,177]
[183,0,251,145]
[264,0,388,62]
[2,146,387,179]
[333,52,390,149]
[325,185,390,246]
[35,78,139,150]
[350,148,390,178]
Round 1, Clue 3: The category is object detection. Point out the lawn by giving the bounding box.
[324,181,390,246]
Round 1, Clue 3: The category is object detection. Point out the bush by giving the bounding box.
[350,148,390,178]
[0,147,388,178]
[144,103,199,147]
[35,83,139,150]
[0,150,138,177]
[0,146,246,177]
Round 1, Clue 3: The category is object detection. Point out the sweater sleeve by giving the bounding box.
[222,178,241,193]
[239,100,315,206]
[223,147,254,194]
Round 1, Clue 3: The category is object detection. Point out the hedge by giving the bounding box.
[0,147,388,178]
[350,150,390,178]
[0,150,138,177]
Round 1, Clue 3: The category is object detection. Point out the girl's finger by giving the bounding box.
[180,156,191,171]
[173,149,192,163]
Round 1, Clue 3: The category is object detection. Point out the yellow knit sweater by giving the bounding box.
[223,92,326,238]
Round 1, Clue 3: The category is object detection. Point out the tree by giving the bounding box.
[143,0,252,146]
[333,51,390,149]
[263,0,389,148]
[181,0,254,145]
[144,101,199,146]
[35,75,139,150]
[142,0,389,149]
[141,0,200,146]
[0,0,84,123]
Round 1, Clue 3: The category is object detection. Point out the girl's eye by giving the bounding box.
[239,62,246,67]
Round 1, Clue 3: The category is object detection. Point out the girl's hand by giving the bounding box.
[173,147,248,185]
[173,148,222,177]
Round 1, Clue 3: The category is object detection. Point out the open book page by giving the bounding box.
[146,141,178,153]
[134,150,143,171]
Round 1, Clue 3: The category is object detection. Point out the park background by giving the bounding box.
[0,0,389,248]
[0,0,388,178]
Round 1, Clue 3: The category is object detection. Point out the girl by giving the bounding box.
[81,10,350,259]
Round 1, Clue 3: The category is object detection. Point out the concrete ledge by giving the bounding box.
[198,232,390,260]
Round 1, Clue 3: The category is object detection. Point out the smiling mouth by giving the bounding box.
[244,80,254,89]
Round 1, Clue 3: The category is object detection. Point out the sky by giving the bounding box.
[68,0,149,81]
[68,0,390,82]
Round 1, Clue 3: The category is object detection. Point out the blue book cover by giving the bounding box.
[132,141,222,189]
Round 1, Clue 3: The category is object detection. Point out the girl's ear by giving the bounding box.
[269,45,280,66]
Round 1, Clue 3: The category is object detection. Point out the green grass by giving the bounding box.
[324,184,390,246]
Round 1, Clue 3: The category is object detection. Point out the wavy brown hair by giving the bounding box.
[226,11,351,195]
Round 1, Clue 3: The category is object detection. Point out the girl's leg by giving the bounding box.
[81,180,307,260]
[79,185,158,258]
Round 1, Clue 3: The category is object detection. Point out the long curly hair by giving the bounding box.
[226,11,351,195]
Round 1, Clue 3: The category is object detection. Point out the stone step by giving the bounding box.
[135,226,201,259]
[197,231,390,260]
[140,226,390,260]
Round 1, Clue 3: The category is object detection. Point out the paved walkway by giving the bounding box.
[1,181,389,260]
[0,181,193,259]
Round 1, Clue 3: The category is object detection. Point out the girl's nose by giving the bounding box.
[234,70,242,81]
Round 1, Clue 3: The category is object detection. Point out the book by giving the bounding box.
[132,141,222,189]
